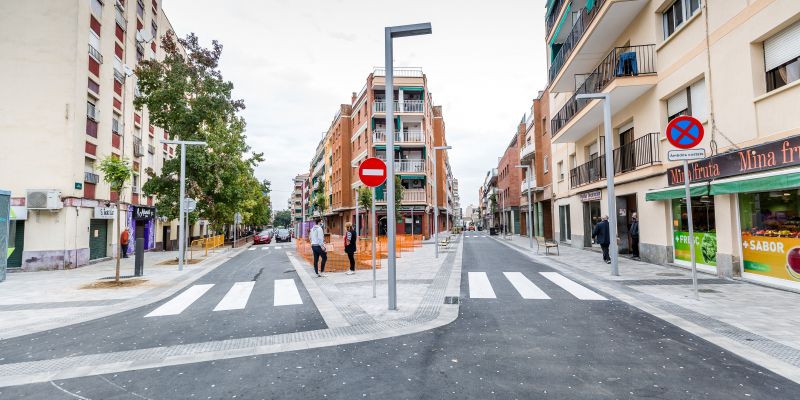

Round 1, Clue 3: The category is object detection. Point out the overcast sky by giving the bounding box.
[164,0,547,212]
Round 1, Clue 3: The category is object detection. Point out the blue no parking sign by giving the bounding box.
[666,116,704,149]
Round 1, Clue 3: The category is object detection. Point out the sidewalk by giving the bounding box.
[0,247,238,340]
[496,233,800,382]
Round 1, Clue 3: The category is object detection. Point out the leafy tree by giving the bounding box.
[393,176,404,219]
[489,193,497,213]
[98,156,131,282]
[136,32,263,232]
[273,210,292,228]
[313,192,326,214]
[357,187,372,210]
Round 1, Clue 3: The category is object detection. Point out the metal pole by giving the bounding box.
[602,96,620,276]
[433,149,439,258]
[355,190,359,240]
[684,160,700,299]
[385,28,397,311]
[526,167,533,248]
[233,215,237,248]
[301,180,306,238]
[371,188,377,299]
[178,143,186,271]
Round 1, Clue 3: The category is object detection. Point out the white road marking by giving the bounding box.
[248,247,256,251]
[262,246,269,250]
[213,281,255,311]
[274,246,282,249]
[145,284,214,317]
[503,272,551,299]
[274,279,303,306]
[539,272,607,300]
[468,272,496,299]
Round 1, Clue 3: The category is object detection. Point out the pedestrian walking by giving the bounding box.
[344,222,357,275]
[310,218,327,277]
[630,212,640,260]
[120,228,130,259]
[592,216,611,264]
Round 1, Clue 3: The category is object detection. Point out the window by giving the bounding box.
[137,0,144,18]
[90,0,103,17]
[543,156,549,173]
[667,79,707,122]
[151,20,158,38]
[569,154,576,170]
[112,116,121,133]
[87,101,98,120]
[557,161,564,181]
[764,21,800,92]
[663,0,700,39]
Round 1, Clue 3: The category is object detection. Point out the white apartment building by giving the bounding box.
[546,0,800,291]
[0,0,185,270]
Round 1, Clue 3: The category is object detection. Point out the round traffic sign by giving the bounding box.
[358,157,387,188]
[666,116,704,149]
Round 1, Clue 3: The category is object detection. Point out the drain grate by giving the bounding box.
[444,296,459,304]
[99,275,136,280]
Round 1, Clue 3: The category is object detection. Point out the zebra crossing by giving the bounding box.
[248,245,286,251]
[145,279,304,318]
[467,271,607,301]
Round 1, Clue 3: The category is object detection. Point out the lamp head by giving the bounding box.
[388,23,432,38]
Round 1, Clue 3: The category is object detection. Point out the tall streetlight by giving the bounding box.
[161,139,207,271]
[385,22,432,311]
[432,145,451,258]
[576,93,618,276]
[516,165,533,249]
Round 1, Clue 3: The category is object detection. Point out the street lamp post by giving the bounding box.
[432,145,451,259]
[576,93,618,276]
[161,139,207,271]
[516,165,533,249]
[385,22,432,311]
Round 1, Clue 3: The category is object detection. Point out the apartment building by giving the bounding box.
[0,0,182,270]
[306,68,454,239]
[545,0,800,291]
[495,125,526,234]
[289,173,308,233]
[519,90,555,239]
[479,168,498,229]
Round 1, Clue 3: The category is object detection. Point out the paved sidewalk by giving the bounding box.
[494,233,800,383]
[0,247,239,340]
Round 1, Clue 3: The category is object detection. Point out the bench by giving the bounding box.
[534,236,560,255]
[438,235,451,248]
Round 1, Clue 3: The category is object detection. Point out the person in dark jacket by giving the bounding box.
[344,222,357,275]
[592,216,611,264]
[630,212,640,260]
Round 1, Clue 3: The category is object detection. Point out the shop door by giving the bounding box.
[7,221,24,268]
[617,196,630,254]
[89,219,108,260]
[583,201,601,247]
[559,205,571,242]
[163,226,171,251]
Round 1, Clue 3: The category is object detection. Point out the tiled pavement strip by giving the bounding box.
[491,234,800,383]
[0,237,463,387]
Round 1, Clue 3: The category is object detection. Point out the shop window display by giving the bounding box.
[739,190,800,284]
[671,197,717,267]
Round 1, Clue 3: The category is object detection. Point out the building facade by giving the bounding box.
[544,0,800,291]
[289,173,308,234]
[0,0,188,270]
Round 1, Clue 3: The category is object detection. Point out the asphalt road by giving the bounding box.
[2,235,800,399]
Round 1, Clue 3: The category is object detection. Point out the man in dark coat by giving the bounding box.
[592,216,611,264]
[630,212,640,260]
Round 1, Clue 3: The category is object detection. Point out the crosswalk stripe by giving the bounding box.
[274,246,282,249]
[503,272,550,299]
[213,281,255,311]
[145,284,215,317]
[274,279,303,306]
[539,272,606,300]
[248,247,256,251]
[468,272,496,299]
[262,247,269,250]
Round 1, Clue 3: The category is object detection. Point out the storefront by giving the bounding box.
[670,192,717,274]
[580,190,602,247]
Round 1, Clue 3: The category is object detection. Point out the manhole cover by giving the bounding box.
[444,296,459,304]
[656,272,684,277]
[698,288,719,293]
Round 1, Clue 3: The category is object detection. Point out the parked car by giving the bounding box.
[253,230,272,245]
[468,225,476,231]
[275,228,291,243]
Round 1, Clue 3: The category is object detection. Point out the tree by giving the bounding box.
[273,210,291,228]
[393,176,404,220]
[98,156,132,282]
[313,192,326,215]
[136,32,263,232]
[357,186,373,235]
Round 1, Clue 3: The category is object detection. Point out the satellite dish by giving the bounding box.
[123,64,134,77]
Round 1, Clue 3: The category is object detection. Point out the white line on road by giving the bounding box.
[145,284,215,317]
[468,272,496,299]
[274,279,303,306]
[539,272,606,300]
[262,247,269,250]
[248,247,256,251]
[213,281,256,311]
[274,246,282,249]
[503,272,551,299]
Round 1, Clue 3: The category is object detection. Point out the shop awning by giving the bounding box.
[399,87,423,91]
[550,3,571,46]
[645,183,709,201]
[399,175,425,180]
[373,145,400,150]
[710,168,800,195]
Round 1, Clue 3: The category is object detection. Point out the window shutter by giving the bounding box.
[689,79,707,121]
[764,20,800,71]
[667,89,688,116]
[89,31,100,49]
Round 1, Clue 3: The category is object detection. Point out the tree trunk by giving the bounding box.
[115,202,121,282]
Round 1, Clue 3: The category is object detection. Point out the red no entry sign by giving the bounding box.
[666,116,704,149]
[358,157,387,188]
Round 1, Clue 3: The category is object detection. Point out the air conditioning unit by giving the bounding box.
[26,190,63,210]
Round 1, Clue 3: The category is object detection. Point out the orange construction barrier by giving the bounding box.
[293,233,423,273]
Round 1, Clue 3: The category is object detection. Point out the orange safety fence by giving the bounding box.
[294,234,423,273]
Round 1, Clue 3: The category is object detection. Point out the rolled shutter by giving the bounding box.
[689,79,707,121]
[667,89,688,116]
[764,20,800,71]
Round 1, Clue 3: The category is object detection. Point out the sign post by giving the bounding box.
[666,115,705,300]
[358,157,387,301]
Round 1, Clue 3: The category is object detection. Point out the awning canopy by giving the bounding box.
[373,145,400,150]
[645,183,709,201]
[710,169,800,195]
[399,87,423,91]
[399,175,425,180]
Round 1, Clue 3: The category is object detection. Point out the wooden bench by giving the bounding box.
[534,236,560,255]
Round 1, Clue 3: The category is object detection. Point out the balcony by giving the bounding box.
[551,44,657,143]
[373,100,424,114]
[373,128,424,144]
[549,0,649,92]
[376,189,426,204]
[312,160,325,177]
[394,159,425,173]
[545,0,567,35]
[568,132,661,188]
[488,168,498,185]
[372,67,423,77]
[88,44,103,64]
[519,142,535,162]
[84,171,100,184]
[520,176,539,194]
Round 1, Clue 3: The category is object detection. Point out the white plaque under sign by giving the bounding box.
[668,149,706,161]
[94,207,117,219]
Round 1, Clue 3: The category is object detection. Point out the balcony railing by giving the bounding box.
[551,44,656,136]
[376,189,426,203]
[519,143,535,161]
[88,44,103,63]
[569,132,661,188]
[520,176,538,194]
[312,160,324,176]
[546,0,567,34]
[373,67,423,77]
[549,0,608,83]
[373,128,424,143]
[84,171,99,184]
[372,100,424,114]
[394,159,425,173]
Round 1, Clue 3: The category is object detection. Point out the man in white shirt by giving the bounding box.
[310,218,327,277]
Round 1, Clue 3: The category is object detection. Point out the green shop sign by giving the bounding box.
[673,231,717,267]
